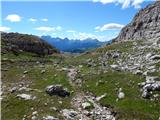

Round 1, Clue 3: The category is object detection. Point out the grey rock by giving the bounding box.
[110,64,120,71]
[50,107,57,111]
[118,88,125,99]
[17,94,33,100]
[150,55,160,60]
[138,82,146,87]
[146,76,160,82]
[118,92,125,99]
[9,87,17,93]
[134,70,143,75]
[96,93,107,101]
[61,109,78,119]
[45,84,70,97]
[43,116,59,120]
[142,90,150,99]
[41,69,46,74]
[31,116,36,120]
[82,102,91,109]
[23,71,28,74]
[32,111,38,116]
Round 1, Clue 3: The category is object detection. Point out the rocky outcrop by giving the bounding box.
[138,76,160,99]
[113,1,160,42]
[1,32,59,55]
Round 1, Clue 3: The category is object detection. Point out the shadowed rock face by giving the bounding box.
[113,1,160,42]
[1,32,59,55]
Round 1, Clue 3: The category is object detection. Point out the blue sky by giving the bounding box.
[1,0,154,41]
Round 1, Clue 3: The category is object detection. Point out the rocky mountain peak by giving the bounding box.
[113,1,160,42]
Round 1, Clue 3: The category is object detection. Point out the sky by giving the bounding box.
[0,0,155,41]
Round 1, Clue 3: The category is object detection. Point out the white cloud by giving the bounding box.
[93,0,146,9]
[71,32,118,41]
[95,23,124,31]
[6,14,21,22]
[73,32,117,41]
[122,0,131,8]
[56,26,62,31]
[41,18,48,21]
[70,32,100,40]
[35,26,62,32]
[0,26,11,31]
[66,30,76,33]
[35,27,55,32]
[78,32,98,40]
[95,26,101,30]
[132,0,144,9]
[29,18,37,22]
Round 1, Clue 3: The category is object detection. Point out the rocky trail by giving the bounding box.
[67,68,115,120]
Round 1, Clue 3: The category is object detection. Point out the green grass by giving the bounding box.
[96,41,134,53]
[1,50,63,63]
[1,60,74,120]
[82,71,160,120]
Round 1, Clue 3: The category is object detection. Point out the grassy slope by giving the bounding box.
[68,41,160,120]
[1,40,160,120]
[1,52,73,120]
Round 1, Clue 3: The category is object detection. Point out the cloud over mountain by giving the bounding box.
[0,26,11,31]
[93,0,148,9]
[95,23,124,31]
[35,26,62,32]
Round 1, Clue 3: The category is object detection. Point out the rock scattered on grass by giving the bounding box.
[46,84,70,97]
[17,94,33,100]
[43,115,59,120]
[82,102,91,109]
[61,109,78,119]
[96,93,107,101]
[23,71,28,74]
[118,88,125,99]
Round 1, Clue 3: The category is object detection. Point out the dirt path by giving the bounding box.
[67,68,115,120]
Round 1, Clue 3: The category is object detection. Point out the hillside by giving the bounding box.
[1,32,59,56]
[2,40,160,120]
[113,1,160,42]
[41,35,107,53]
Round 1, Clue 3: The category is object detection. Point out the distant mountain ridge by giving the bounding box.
[41,36,108,53]
[113,1,160,42]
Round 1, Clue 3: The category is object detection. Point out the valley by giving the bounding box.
[1,1,160,120]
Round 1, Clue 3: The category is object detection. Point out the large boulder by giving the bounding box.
[46,84,70,97]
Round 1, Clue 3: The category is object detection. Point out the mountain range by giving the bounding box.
[41,36,108,53]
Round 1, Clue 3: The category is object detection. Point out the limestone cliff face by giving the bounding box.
[113,1,160,42]
[1,32,59,55]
